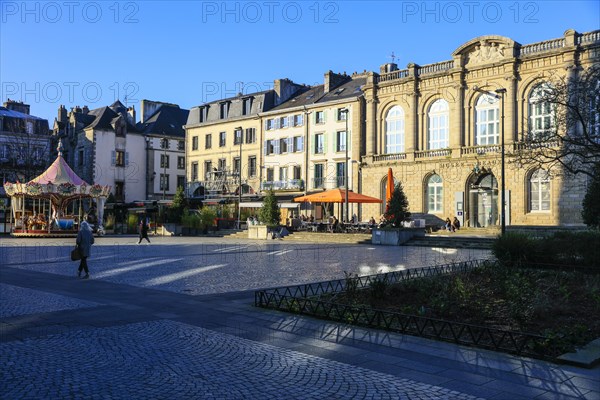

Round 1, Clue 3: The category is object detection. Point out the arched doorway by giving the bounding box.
[467,173,498,228]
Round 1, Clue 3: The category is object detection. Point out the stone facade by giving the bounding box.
[359,29,600,228]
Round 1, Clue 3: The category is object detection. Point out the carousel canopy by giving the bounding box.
[30,153,87,185]
[3,140,111,199]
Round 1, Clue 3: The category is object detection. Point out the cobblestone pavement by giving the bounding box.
[1,236,489,295]
[1,236,598,399]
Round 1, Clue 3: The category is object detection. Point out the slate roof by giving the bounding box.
[187,89,276,126]
[137,105,189,138]
[317,76,366,103]
[269,85,324,111]
[0,106,46,120]
[83,105,139,132]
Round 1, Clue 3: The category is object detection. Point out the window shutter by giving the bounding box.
[125,152,129,166]
[274,118,280,129]
[111,151,116,166]
[323,133,328,154]
[288,137,294,152]
[74,151,79,166]
[274,140,280,154]
[263,140,268,156]
[311,135,315,155]
[323,110,327,123]
[298,136,304,152]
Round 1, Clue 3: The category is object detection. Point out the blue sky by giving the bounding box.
[1,0,599,123]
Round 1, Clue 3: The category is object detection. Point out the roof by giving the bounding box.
[137,104,189,138]
[83,105,139,132]
[317,76,366,103]
[30,154,87,186]
[0,106,46,120]
[186,89,276,126]
[270,86,324,111]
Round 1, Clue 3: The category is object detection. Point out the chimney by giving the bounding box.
[3,99,30,115]
[379,63,398,74]
[127,106,136,125]
[273,79,303,105]
[74,106,82,113]
[324,71,349,93]
[82,105,89,114]
[58,105,68,123]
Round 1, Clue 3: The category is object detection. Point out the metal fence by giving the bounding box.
[255,259,562,360]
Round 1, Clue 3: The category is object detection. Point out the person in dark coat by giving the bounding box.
[138,218,151,244]
[76,220,94,279]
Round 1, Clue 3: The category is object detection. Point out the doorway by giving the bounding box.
[468,173,498,228]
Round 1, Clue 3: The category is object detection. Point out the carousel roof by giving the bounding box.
[30,154,88,186]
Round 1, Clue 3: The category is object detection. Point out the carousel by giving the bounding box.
[2,141,111,237]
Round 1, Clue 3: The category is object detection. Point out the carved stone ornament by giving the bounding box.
[467,40,506,65]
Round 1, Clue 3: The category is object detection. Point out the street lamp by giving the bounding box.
[495,88,507,236]
[340,108,349,222]
[235,126,243,229]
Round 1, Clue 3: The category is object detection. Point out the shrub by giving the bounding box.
[582,162,600,229]
[492,232,539,268]
[493,231,600,269]
[127,213,139,233]
[199,207,217,230]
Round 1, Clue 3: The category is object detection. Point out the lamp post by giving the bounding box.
[235,126,243,229]
[340,108,349,222]
[495,88,507,236]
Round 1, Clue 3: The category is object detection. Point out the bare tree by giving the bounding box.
[512,66,600,178]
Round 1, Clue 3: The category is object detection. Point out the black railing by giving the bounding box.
[255,259,562,360]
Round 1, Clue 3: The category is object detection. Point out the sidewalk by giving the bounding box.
[1,239,598,399]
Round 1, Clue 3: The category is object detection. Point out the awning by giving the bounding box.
[240,201,299,209]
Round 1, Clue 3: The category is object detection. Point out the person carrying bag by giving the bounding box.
[76,220,95,279]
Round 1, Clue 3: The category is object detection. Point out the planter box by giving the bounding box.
[248,225,269,240]
[371,228,424,246]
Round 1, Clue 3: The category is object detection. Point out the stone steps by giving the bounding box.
[406,235,495,249]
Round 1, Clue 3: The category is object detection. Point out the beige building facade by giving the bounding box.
[185,80,305,204]
[360,29,600,228]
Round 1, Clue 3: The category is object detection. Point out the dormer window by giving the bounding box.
[219,102,230,119]
[242,97,253,116]
[199,106,209,123]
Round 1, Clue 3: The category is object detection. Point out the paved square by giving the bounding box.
[1,237,598,399]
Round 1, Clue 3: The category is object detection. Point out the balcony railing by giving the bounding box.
[460,144,502,156]
[313,177,325,189]
[414,148,452,159]
[373,153,407,162]
[520,38,565,56]
[260,179,304,192]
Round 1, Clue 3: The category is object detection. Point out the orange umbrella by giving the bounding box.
[386,168,395,203]
[294,188,382,204]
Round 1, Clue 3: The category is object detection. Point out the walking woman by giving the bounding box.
[138,218,151,244]
[76,220,95,279]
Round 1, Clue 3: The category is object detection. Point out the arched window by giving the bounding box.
[426,174,443,213]
[529,83,555,139]
[590,79,600,139]
[385,106,405,153]
[475,93,499,145]
[529,169,551,212]
[428,99,449,149]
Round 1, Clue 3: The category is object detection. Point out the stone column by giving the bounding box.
[96,196,106,235]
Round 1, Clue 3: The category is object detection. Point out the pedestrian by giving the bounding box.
[138,218,151,244]
[452,216,461,231]
[76,219,94,279]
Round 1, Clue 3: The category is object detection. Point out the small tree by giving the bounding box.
[259,189,281,227]
[166,186,187,223]
[384,182,411,227]
[582,162,600,229]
